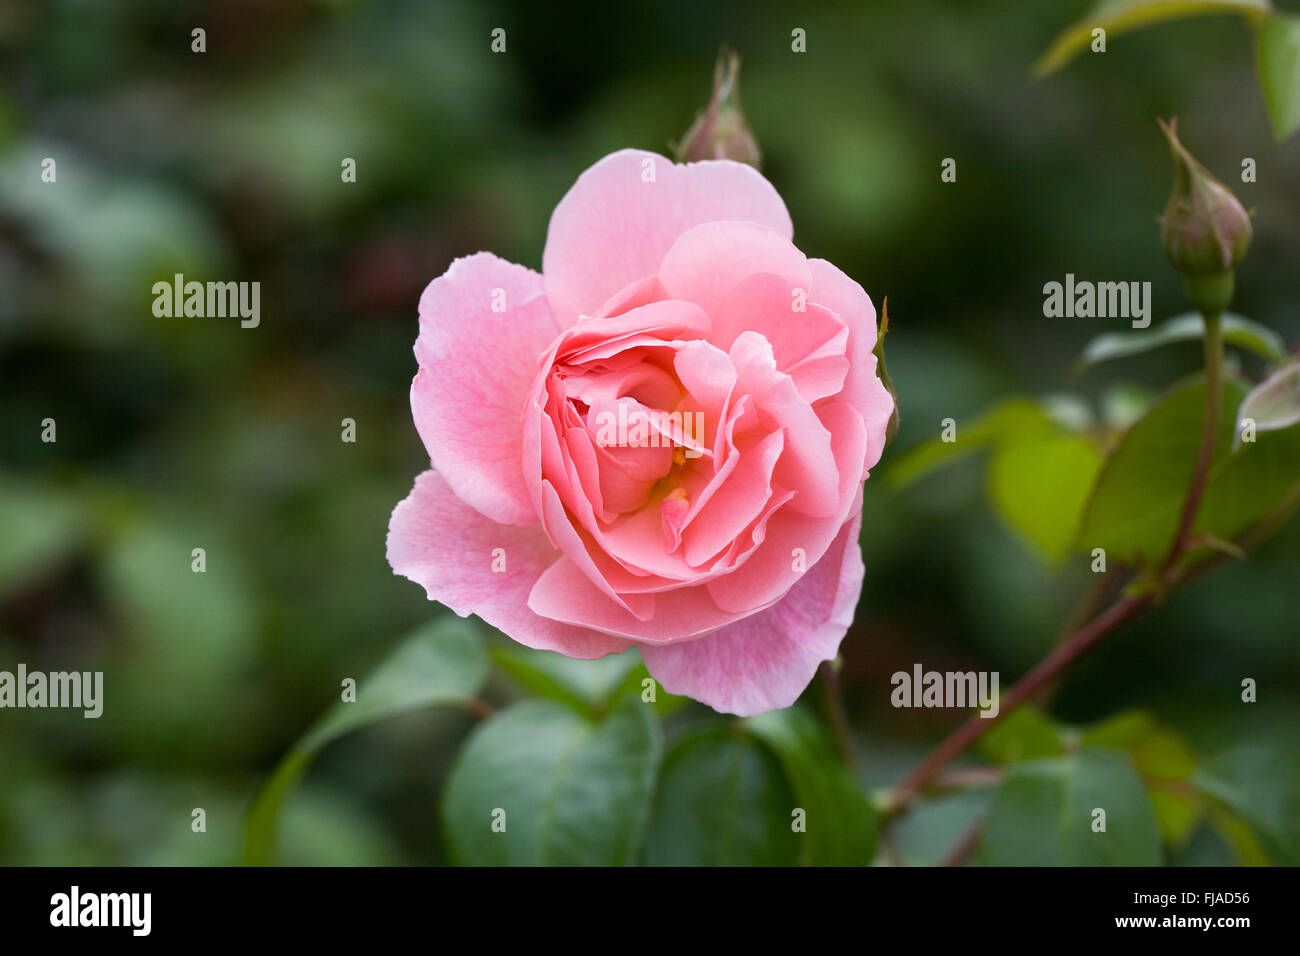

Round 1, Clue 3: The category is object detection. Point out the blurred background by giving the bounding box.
[1,0,1297,865]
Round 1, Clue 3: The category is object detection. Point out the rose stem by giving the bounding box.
[1160,309,1224,576]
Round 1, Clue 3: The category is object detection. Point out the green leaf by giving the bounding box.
[1236,357,1300,434]
[440,697,661,865]
[1074,312,1287,372]
[1101,384,1156,431]
[1257,14,1300,141]
[988,432,1104,564]
[1082,711,1202,844]
[609,660,691,716]
[977,706,1067,765]
[644,726,799,866]
[1207,804,1271,865]
[1037,0,1273,76]
[1078,377,1300,566]
[1080,710,1158,749]
[746,707,877,865]
[491,645,688,717]
[980,749,1162,865]
[1198,745,1300,864]
[1132,730,1198,781]
[244,618,488,865]
[891,397,1104,563]
[888,399,1055,489]
[491,645,644,718]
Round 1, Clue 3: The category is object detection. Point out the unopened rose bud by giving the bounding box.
[1157,118,1251,311]
[676,48,761,167]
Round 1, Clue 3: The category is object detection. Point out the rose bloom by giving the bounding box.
[388,150,893,716]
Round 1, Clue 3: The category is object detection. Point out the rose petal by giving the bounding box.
[412,253,559,525]
[729,331,839,516]
[807,258,894,475]
[682,429,785,567]
[529,556,765,644]
[706,403,865,616]
[641,514,864,716]
[658,221,811,320]
[593,276,669,319]
[387,470,630,659]
[710,272,850,404]
[536,479,655,621]
[559,299,711,362]
[543,150,793,325]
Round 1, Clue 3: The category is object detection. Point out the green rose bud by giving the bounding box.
[676,48,761,168]
[1157,117,1252,311]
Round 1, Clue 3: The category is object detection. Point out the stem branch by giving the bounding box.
[1162,310,1224,574]
[884,311,1294,854]
[887,591,1153,814]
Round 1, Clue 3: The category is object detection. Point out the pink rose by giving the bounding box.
[387,149,893,716]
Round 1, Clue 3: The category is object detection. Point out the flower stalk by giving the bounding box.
[1162,309,1224,574]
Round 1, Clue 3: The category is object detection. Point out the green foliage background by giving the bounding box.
[1,0,1298,865]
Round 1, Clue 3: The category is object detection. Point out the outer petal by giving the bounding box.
[657,221,810,320]
[387,470,631,659]
[806,258,894,475]
[413,253,560,525]
[641,515,864,716]
[527,558,742,644]
[542,149,793,326]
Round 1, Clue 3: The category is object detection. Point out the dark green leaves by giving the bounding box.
[747,707,878,865]
[1081,711,1202,844]
[890,400,1101,564]
[441,697,661,865]
[491,646,643,719]
[1198,746,1300,864]
[981,708,1205,849]
[244,618,489,864]
[1257,14,1300,141]
[1079,377,1300,566]
[977,709,1300,863]
[248,629,880,866]
[988,432,1103,563]
[1075,313,1286,372]
[491,645,686,718]
[439,700,875,867]
[894,337,1299,579]
[888,400,1053,489]
[978,706,1067,764]
[644,727,799,866]
[296,619,488,753]
[980,748,1162,865]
